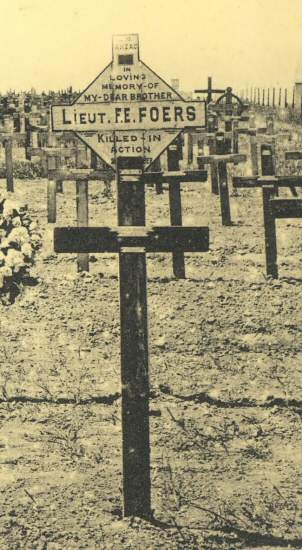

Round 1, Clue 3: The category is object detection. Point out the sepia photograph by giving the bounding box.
[0,0,301,548]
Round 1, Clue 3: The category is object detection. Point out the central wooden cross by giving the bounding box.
[54,156,209,518]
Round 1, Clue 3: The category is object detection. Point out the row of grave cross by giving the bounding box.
[51,120,302,520]
[2,46,302,519]
[48,67,248,518]
[2,94,302,281]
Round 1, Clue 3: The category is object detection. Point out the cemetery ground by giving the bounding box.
[0,139,302,549]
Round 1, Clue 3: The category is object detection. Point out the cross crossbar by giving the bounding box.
[0,133,26,143]
[262,186,302,279]
[233,176,302,188]
[48,169,208,183]
[285,152,302,160]
[271,199,302,218]
[199,154,246,165]
[54,226,209,254]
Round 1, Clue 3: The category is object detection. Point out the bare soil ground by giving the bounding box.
[0,131,301,549]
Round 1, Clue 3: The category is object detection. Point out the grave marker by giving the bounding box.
[233,145,302,277]
[51,34,209,518]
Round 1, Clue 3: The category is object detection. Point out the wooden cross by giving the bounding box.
[0,131,28,192]
[262,187,302,278]
[194,76,225,104]
[198,133,247,225]
[233,145,302,277]
[54,156,209,518]
[48,159,207,277]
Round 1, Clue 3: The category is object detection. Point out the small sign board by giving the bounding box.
[51,34,206,170]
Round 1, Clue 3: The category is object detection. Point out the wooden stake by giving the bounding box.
[5,138,14,192]
[208,116,219,194]
[117,156,151,519]
[153,157,163,194]
[76,180,89,272]
[47,180,57,223]
[90,150,98,170]
[262,186,278,278]
[167,142,185,278]
[232,121,239,154]
[25,120,31,160]
[250,115,258,176]
[216,135,232,226]
[47,156,57,223]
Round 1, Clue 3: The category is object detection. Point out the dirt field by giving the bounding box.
[0,133,301,549]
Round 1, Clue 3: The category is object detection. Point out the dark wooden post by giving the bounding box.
[167,141,185,278]
[267,88,270,106]
[232,120,239,154]
[55,155,64,194]
[278,88,282,107]
[262,185,278,278]
[216,134,232,225]
[47,156,57,223]
[208,116,219,194]
[5,138,14,192]
[116,156,151,519]
[25,120,31,160]
[187,132,194,166]
[257,88,260,105]
[207,76,212,103]
[153,156,163,194]
[262,88,265,106]
[272,88,275,108]
[261,144,274,175]
[261,145,278,279]
[90,150,98,170]
[76,180,89,272]
[250,115,258,176]
[284,88,288,108]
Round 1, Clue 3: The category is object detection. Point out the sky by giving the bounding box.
[1,0,302,94]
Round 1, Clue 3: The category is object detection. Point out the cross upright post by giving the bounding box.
[167,140,185,278]
[205,114,219,194]
[54,171,209,517]
[4,137,14,192]
[198,134,247,225]
[116,156,151,518]
[194,77,225,104]
[216,133,232,225]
